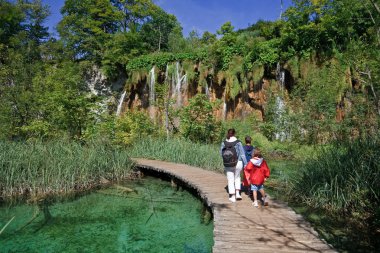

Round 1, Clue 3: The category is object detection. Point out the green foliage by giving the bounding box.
[58,0,120,61]
[32,62,96,139]
[0,139,133,201]
[167,26,187,53]
[0,0,24,45]
[223,117,304,159]
[126,51,207,71]
[179,94,222,143]
[282,0,375,57]
[139,8,181,52]
[101,31,144,78]
[288,135,380,250]
[252,39,280,65]
[85,111,157,146]
[285,57,350,144]
[128,137,223,172]
[0,56,96,140]
[201,31,217,45]
[219,56,244,99]
[115,111,157,145]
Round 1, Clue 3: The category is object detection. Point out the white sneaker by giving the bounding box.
[236,192,242,200]
[253,201,259,208]
[229,196,236,203]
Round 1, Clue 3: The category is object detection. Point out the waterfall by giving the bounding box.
[116,91,127,116]
[178,74,187,106]
[274,96,286,140]
[171,62,187,107]
[164,64,169,84]
[205,82,210,98]
[164,64,170,138]
[223,96,227,120]
[148,66,155,120]
[276,62,285,94]
[173,62,180,97]
[280,70,285,93]
[274,62,287,141]
[148,66,155,104]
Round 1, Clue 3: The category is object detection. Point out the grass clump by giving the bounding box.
[287,136,380,252]
[0,139,134,202]
[128,137,223,172]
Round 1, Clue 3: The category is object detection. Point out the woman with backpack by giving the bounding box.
[220,128,247,202]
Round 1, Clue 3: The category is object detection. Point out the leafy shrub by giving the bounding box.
[179,94,222,143]
[84,111,158,146]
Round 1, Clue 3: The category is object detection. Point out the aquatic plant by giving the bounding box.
[128,137,223,172]
[0,140,134,201]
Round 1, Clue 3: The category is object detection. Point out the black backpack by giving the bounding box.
[222,140,240,167]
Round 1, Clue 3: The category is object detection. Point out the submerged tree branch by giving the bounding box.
[0,216,15,235]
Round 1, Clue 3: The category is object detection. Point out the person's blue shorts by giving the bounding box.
[251,184,264,191]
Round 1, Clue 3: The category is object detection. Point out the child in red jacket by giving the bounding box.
[243,149,270,208]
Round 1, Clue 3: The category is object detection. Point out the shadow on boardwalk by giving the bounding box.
[134,158,336,253]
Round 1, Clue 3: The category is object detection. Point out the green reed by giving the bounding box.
[288,135,380,233]
[128,137,224,172]
[0,140,133,201]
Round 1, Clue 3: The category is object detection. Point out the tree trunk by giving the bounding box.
[369,0,380,15]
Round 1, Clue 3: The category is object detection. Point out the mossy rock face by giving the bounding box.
[123,53,354,126]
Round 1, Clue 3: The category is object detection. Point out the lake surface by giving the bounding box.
[0,177,213,253]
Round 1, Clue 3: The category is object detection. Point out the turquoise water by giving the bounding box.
[0,177,213,253]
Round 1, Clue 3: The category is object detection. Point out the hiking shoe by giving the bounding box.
[252,201,259,208]
[229,196,236,203]
[236,192,242,200]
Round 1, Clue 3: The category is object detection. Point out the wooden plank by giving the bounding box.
[134,158,336,253]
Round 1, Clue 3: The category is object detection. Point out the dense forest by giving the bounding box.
[1,0,380,251]
[0,0,379,143]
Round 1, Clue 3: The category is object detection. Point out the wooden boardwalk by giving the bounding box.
[134,158,336,253]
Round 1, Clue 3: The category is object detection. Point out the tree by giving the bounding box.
[167,26,186,53]
[19,0,50,44]
[140,8,181,52]
[0,0,51,139]
[179,94,221,143]
[217,21,234,36]
[0,0,24,45]
[58,0,120,61]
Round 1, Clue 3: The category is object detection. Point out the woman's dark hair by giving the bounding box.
[245,136,251,144]
[226,128,236,139]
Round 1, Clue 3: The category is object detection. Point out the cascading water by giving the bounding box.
[222,96,227,120]
[205,82,210,98]
[148,66,155,119]
[177,74,187,107]
[164,64,170,138]
[274,62,287,141]
[148,66,155,104]
[171,62,187,107]
[274,96,286,141]
[116,90,127,116]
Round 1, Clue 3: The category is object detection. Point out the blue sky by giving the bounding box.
[43,0,292,37]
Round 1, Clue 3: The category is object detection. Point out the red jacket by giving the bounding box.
[243,158,270,186]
